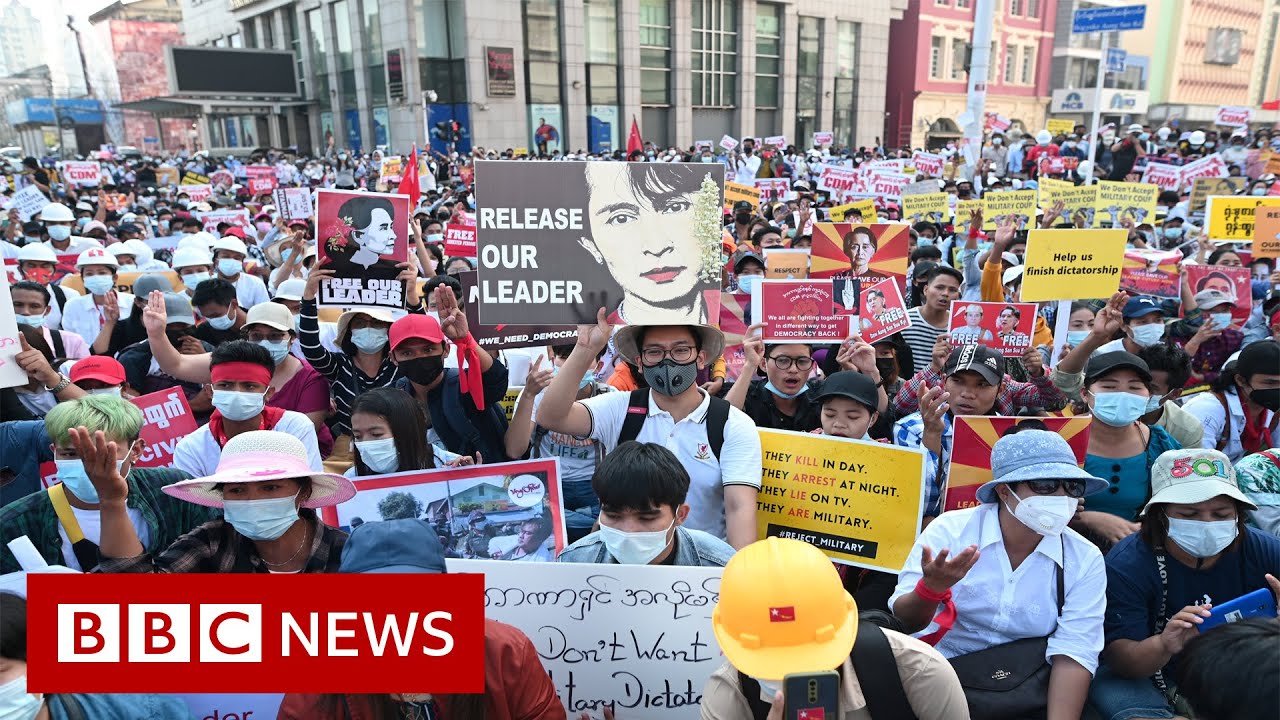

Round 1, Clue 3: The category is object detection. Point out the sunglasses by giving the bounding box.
[1022,479,1087,499]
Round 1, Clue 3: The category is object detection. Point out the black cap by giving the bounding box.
[815,371,880,411]
[733,200,754,213]
[117,223,142,235]
[733,251,764,273]
[1085,351,1152,384]
[912,261,938,283]
[21,221,43,235]
[944,344,1006,385]
[1237,341,1279,380]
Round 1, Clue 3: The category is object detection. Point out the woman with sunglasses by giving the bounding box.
[724,324,823,432]
[892,427,1110,720]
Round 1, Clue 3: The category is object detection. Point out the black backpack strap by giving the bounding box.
[49,329,65,362]
[50,282,66,310]
[851,622,918,720]
[1056,536,1066,617]
[706,395,730,461]
[529,425,548,459]
[736,672,773,720]
[617,389,650,445]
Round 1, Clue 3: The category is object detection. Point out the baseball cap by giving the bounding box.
[244,302,292,333]
[389,314,445,352]
[733,251,765,274]
[133,274,174,298]
[733,200,754,214]
[274,278,306,302]
[1142,448,1255,516]
[1123,296,1164,319]
[1127,124,1144,134]
[1085,351,1152,384]
[814,371,880,411]
[163,293,196,326]
[68,356,126,386]
[1002,265,1025,287]
[943,344,1006,385]
[340,518,447,574]
[1193,289,1234,311]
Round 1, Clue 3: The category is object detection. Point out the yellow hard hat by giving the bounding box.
[712,537,857,680]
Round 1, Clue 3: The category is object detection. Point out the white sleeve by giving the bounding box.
[1183,396,1225,450]
[888,515,958,616]
[719,408,762,488]
[1047,544,1107,675]
[281,412,323,471]
[172,432,208,478]
[581,390,631,450]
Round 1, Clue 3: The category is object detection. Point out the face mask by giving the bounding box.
[749,677,782,701]
[875,357,897,378]
[1139,133,1151,142]
[1249,387,1280,412]
[207,311,236,331]
[183,271,211,287]
[0,675,43,720]
[1204,142,1216,150]
[117,263,138,273]
[355,437,399,474]
[217,258,243,276]
[1066,329,1090,346]
[292,313,303,333]
[211,389,265,422]
[222,492,300,541]
[735,211,752,225]
[83,275,115,296]
[1167,517,1238,558]
[1210,312,1233,328]
[47,225,72,241]
[89,387,123,398]
[701,156,712,163]
[1253,188,1268,196]
[255,221,271,234]
[351,327,389,354]
[765,380,809,400]
[15,313,45,327]
[259,339,291,365]
[598,517,674,565]
[993,138,1003,146]
[736,274,760,294]
[426,233,444,244]
[1130,323,1165,347]
[642,358,699,397]
[55,458,99,503]
[918,236,935,247]
[398,355,445,386]
[159,220,170,231]
[1004,490,1075,536]
[1091,391,1149,427]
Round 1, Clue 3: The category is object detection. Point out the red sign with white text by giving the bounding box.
[130,388,198,468]
[856,277,910,344]
[26,573,485,693]
[947,301,1038,357]
[444,223,477,257]
[752,280,851,343]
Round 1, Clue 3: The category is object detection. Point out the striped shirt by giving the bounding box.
[297,298,403,435]
[901,307,948,376]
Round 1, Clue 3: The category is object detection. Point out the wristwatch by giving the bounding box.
[46,374,72,395]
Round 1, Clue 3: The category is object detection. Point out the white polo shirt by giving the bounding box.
[580,388,762,540]
[173,410,323,478]
[60,291,135,348]
[229,272,270,310]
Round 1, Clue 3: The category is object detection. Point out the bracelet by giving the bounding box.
[46,374,72,395]
[914,578,952,604]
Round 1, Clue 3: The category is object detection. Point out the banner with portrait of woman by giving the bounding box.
[808,223,909,288]
[315,188,411,309]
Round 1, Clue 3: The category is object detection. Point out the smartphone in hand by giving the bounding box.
[783,671,838,719]
[1200,588,1277,631]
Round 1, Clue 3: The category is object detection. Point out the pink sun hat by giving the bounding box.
[162,430,356,509]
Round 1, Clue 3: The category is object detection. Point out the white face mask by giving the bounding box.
[0,675,43,720]
[1003,489,1075,536]
[597,517,675,564]
[355,437,399,474]
[88,387,123,398]
[749,676,782,700]
[222,492,300,541]
[211,389,265,422]
[1167,517,1238,558]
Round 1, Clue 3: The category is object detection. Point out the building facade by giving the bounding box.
[1045,0,1149,129]
[183,0,906,156]
[885,0,1058,150]
[0,1,42,78]
[89,0,189,150]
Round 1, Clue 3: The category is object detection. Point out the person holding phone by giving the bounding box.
[1088,448,1280,720]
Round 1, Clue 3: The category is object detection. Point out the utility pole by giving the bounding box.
[962,0,997,167]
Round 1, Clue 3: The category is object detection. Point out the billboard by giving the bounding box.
[167,47,299,97]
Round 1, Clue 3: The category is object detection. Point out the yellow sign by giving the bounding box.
[757,429,925,572]
[1255,207,1280,260]
[953,199,984,236]
[156,167,179,186]
[1205,197,1280,242]
[829,199,875,223]
[501,386,522,421]
[1189,178,1247,215]
[724,181,761,213]
[982,190,1037,231]
[902,193,949,225]
[1037,177,1074,209]
[764,248,809,279]
[1021,229,1127,302]
[1094,181,1158,228]
[1038,177,1099,227]
[58,270,185,296]
[513,147,529,158]
[1046,119,1075,136]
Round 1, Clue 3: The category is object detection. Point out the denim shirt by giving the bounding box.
[556,526,735,567]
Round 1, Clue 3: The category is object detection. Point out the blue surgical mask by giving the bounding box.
[1166,517,1238,558]
[1091,391,1149,427]
[1144,394,1164,414]
[222,492,300,541]
[1210,312,1233,328]
[117,263,138,274]
[765,380,809,400]
[46,225,71,242]
[355,437,399,474]
[918,236,935,247]
[183,271,212,287]
[207,311,236,331]
[83,275,115,296]
[217,258,243,276]
[736,275,760,294]
[0,674,43,720]
[1066,330,1090,346]
[211,389,265,422]
[15,313,45,327]
[426,233,444,244]
[1130,323,1165,347]
[258,339,291,364]
[1163,226,1184,239]
[55,448,132,503]
[351,327,389,354]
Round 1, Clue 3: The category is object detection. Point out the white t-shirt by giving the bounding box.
[527,386,611,483]
[173,410,323,477]
[579,388,762,540]
[58,504,150,571]
[228,272,270,310]
[61,291,135,348]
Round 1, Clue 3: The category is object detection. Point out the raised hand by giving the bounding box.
[1092,292,1128,340]
[15,334,59,387]
[69,426,130,504]
[742,323,766,369]
[1021,345,1044,378]
[993,214,1017,249]
[930,333,953,373]
[919,544,981,593]
[524,356,555,395]
[435,284,468,341]
[919,384,950,436]
[576,307,613,355]
[141,290,168,336]
[302,261,336,302]
[102,290,120,323]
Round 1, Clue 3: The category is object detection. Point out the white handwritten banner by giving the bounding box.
[0,276,26,389]
[451,559,723,720]
[5,186,51,222]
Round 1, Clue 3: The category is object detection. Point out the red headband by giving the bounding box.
[211,362,273,387]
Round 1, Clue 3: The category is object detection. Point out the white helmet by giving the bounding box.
[1157,127,1171,140]
[39,203,75,222]
[17,244,57,263]
[1035,130,1052,145]
[124,239,154,263]
[188,231,217,247]
[1189,130,1206,146]
[172,246,214,270]
[211,237,248,256]
[75,247,118,269]
[106,243,136,259]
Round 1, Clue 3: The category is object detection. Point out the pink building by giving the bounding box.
[886,0,1058,149]
[90,0,188,150]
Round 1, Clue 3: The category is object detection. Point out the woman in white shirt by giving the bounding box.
[1183,341,1279,463]
[891,427,1110,720]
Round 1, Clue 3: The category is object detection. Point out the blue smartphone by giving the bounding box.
[783,671,839,720]
[1200,588,1277,631]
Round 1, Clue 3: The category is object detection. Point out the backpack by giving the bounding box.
[738,610,918,720]
[617,388,729,460]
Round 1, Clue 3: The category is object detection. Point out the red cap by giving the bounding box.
[69,356,126,385]
[390,314,445,352]
[223,226,246,239]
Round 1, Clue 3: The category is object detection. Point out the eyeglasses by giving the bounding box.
[641,345,697,365]
[246,331,289,343]
[1023,479,1087,499]
[767,356,815,371]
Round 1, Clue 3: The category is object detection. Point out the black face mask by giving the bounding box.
[1249,387,1280,412]
[735,212,753,225]
[166,328,191,345]
[875,357,897,379]
[399,356,445,386]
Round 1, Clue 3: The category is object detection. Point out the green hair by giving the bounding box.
[44,395,144,447]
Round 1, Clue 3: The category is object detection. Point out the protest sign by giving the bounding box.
[1046,118,1075,136]
[379,155,403,185]
[1040,181,1098,227]
[321,459,566,560]
[1214,106,1253,127]
[718,135,738,151]
[953,200,984,235]
[102,193,131,212]
[1141,162,1182,192]
[1178,154,1228,192]
[901,179,941,197]
[272,187,313,220]
[1021,229,1126,302]
[5,186,51,222]
[902,193,949,225]
[59,270,186,297]
[181,184,213,203]
[1189,177,1247,216]
[180,170,210,185]
[911,151,945,178]
[827,199,876,223]
[1205,196,1280,242]
[175,694,284,720]
[195,209,251,235]
[753,178,790,204]
[245,164,277,194]
[458,271,578,351]
[981,189,1037,230]
[717,291,751,381]
[818,166,862,195]
[813,131,834,146]
[452,559,722,720]
[1095,181,1158,227]
[210,168,235,188]
[723,181,760,213]
[856,277,910,344]
[155,167,179,186]
[763,248,809,279]
[765,135,787,148]
[945,416,1092,512]
[751,280,851,343]
[129,388,198,468]
[1255,206,1280,261]
[62,161,100,186]
[809,224,909,290]
[0,277,26,389]
[757,429,924,571]
[1037,177,1073,208]
[500,387,521,421]
[314,189,410,309]
[948,301,1037,357]
[474,161,724,325]
[1037,155,1079,176]
[1120,249,1182,299]
[1184,264,1252,324]
[693,140,713,152]
[867,172,911,201]
[444,223,478,257]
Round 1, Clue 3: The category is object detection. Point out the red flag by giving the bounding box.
[627,116,643,155]
[398,145,420,209]
[768,606,795,622]
[798,710,825,720]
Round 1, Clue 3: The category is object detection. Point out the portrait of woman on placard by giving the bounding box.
[322,194,403,282]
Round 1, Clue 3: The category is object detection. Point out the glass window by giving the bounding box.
[1010,0,1023,15]
[755,3,781,108]
[262,14,274,47]
[363,0,385,104]
[585,0,618,64]
[930,36,944,78]
[332,0,353,71]
[306,8,328,100]
[797,16,821,77]
[243,22,257,48]
[1027,0,1039,17]
[833,22,859,148]
[987,40,998,83]
[957,0,971,7]
[524,0,562,105]
[229,32,243,48]
[1021,45,1034,85]
[640,0,670,106]
[691,0,738,107]
[950,38,967,80]
[796,16,822,147]
[1003,43,1016,83]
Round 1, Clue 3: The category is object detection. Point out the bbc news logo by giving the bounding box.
[27,574,485,693]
